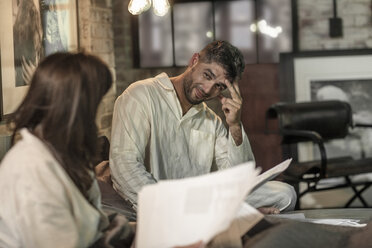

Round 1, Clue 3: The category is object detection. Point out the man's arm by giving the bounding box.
[229,125,243,146]
[214,120,254,170]
[214,79,254,169]
[109,90,156,206]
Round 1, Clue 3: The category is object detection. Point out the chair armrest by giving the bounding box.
[354,123,372,128]
[282,130,322,143]
[281,129,327,178]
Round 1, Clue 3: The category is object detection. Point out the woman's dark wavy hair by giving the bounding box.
[10,52,113,199]
[199,40,245,83]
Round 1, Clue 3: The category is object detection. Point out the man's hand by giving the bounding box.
[219,79,243,145]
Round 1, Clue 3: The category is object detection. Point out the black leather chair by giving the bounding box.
[265,100,372,209]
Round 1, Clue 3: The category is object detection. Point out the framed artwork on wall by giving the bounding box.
[0,0,79,120]
[279,49,372,161]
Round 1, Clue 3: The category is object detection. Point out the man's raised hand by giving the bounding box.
[219,79,243,145]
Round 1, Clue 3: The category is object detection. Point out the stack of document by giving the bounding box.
[136,159,292,248]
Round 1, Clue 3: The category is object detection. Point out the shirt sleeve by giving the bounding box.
[214,120,255,170]
[109,88,157,207]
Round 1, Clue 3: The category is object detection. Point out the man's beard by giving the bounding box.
[183,74,204,105]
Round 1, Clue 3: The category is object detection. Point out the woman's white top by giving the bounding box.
[0,129,108,248]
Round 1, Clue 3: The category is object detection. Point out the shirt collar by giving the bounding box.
[155,73,174,91]
[155,72,206,114]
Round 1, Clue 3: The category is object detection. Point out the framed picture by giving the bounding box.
[279,49,372,161]
[0,0,79,120]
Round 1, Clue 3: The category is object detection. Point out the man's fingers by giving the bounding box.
[221,101,241,116]
[232,79,241,95]
[225,79,242,101]
[222,104,229,114]
[222,94,242,106]
[222,98,240,110]
[218,94,226,104]
[225,79,238,96]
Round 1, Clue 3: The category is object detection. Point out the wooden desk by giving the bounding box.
[291,208,372,223]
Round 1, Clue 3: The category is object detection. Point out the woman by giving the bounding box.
[0,52,133,247]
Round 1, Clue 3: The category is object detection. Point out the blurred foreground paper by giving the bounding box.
[208,203,264,248]
[136,159,291,248]
[136,162,260,248]
[252,158,292,192]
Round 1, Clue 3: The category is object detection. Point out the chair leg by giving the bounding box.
[295,182,312,210]
[344,177,371,207]
[293,182,301,210]
[344,184,371,207]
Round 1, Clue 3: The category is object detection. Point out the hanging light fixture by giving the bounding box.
[128,0,170,16]
[152,0,170,16]
[128,0,151,15]
[329,0,343,37]
[249,20,283,38]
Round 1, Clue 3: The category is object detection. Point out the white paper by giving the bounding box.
[136,162,261,248]
[271,213,306,220]
[136,159,291,248]
[271,214,367,228]
[251,158,292,192]
[307,218,367,227]
[209,203,264,248]
[231,203,264,237]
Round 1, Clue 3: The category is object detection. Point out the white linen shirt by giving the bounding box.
[110,73,254,206]
[0,129,108,248]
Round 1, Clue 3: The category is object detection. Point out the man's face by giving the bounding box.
[183,61,229,105]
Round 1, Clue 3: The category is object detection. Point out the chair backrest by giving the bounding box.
[266,100,353,141]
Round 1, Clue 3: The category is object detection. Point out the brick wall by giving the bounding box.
[79,0,116,140]
[112,0,185,95]
[298,0,372,50]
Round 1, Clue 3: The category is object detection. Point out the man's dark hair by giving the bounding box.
[199,40,245,83]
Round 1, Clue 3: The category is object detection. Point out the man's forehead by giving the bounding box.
[199,61,228,80]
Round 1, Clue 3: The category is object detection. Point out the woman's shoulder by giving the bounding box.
[3,129,51,161]
[0,129,58,178]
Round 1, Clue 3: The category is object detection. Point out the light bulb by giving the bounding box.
[256,19,282,38]
[250,23,257,32]
[128,0,152,15]
[152,0,170,16]
[206,31,213,38]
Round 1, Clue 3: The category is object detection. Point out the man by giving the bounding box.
[110,41,296,214]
